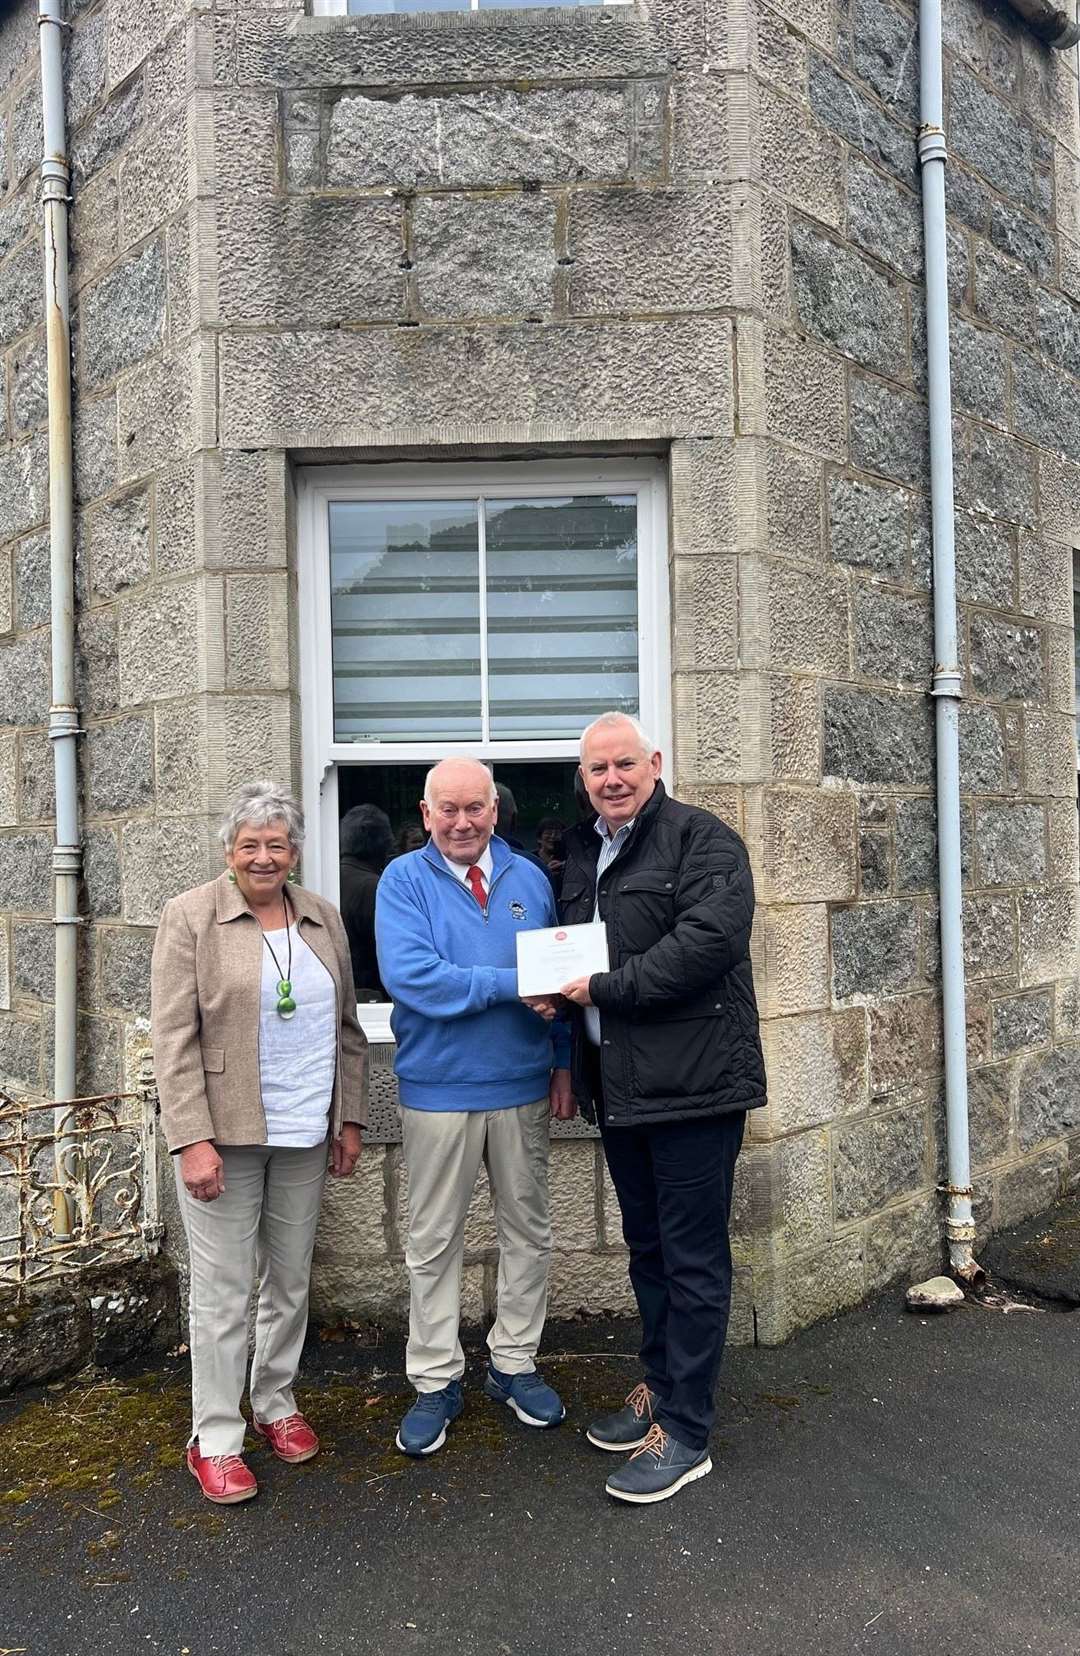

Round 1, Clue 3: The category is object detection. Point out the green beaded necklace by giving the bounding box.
[261,893,297,1020]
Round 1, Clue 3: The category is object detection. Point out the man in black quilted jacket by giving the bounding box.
[558,711,766,1505]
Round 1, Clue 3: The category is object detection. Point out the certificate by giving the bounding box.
[516,922,610,997]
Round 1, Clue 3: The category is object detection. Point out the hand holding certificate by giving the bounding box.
[516,922,610,998]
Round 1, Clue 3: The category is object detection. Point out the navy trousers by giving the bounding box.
[587,1042,745,1452]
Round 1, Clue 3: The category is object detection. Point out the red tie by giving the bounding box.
[466,865,487,909]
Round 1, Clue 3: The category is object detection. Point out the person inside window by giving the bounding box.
[340,804,396,1003]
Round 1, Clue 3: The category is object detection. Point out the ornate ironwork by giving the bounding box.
[0,1082,161,1297]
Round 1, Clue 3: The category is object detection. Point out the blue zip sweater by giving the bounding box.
[375,836,570,1111]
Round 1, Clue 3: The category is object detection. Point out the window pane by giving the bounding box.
[329,500,482,741]
[485,495,639,739]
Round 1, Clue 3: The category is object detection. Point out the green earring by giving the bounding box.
[287,869,298,883]
[227,870,237,883]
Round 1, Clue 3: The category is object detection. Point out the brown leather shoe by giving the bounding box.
[186,1444,258,1504]
[252,1412,320,1464]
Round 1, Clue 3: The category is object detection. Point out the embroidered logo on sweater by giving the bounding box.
[509,901,527,920]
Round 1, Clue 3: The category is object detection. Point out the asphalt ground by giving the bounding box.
[2,1216,1078,1656]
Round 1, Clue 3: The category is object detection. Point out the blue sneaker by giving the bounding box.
[395,1381,463,1456]
[483,1362,565,1428]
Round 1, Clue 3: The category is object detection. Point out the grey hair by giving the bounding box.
[579,711,656,761]
[219,780,305,852]
[423,757,498,808]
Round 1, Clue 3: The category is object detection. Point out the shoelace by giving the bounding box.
[514,1371,549,1393]
[208,1454,248,1475]
[630,1423,668,1463]
[624,1381,655,1422]
[412,1391,451,1414]
[271,1414,305,1439]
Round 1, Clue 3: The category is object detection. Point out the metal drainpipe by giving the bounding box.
[1006,0,1080,49]
[918,0,981,1283]
[38,0,79,1241]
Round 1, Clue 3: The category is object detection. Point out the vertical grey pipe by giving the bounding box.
[39,0,79,1239]
[919,0,979,1280]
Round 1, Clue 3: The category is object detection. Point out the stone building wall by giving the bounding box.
[0,0,1077,1344]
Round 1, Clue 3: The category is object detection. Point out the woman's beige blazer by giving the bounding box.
[151,872,369,1153]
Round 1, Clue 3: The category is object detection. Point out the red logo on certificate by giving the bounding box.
[555,930,568,941]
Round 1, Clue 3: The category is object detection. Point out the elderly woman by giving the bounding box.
[151,781,367,1505]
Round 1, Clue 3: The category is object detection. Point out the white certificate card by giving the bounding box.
[516,922,610,997]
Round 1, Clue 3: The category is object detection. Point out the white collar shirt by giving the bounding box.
[439,842,494,892]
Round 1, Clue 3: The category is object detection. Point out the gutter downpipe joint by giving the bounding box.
[39,0,80,1242]
[1006,0,1080,49]
[919,0,982,1285]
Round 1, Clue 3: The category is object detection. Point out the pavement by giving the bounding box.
[2,1203,1078,1656]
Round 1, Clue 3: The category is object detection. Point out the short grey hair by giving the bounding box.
[422,757,497,808]
[219,780,305,852]
[579,712,656,762]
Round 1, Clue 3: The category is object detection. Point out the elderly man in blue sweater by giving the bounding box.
[375,757,575,1456]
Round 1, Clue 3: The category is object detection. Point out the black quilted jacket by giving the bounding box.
[558,781,767,1128]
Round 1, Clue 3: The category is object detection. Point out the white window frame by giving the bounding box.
[297,458,671,1035]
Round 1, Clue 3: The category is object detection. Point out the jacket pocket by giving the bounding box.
[201,1046,225,1074]
[611,871,676,956]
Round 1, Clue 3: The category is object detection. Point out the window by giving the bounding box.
[313,0,629,14]
[297,459,670,1039]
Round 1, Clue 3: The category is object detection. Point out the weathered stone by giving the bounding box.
[765,443,822,565]
[831,900,919,1001]
[671,73,728,180]
[1017,532,1071,626]
[119,580,201,706]
[764,328,845,458]
[854,588,932,687]
[992,991,1052,1059]
[851,0,920,122]
[71,79,144,184]
[80,240,167,390]
[1015,1047,1080,1150]
[99,928,156,1016]
[72,393,118,507]
[849,376,928,486]
[808,55,917,184]
[827,474,909,579]
[85,486,152,601]
[18,731,54,824]
[65,9,107,131]
[85,717,154,815]
[13,531,50,632]
[0,431,49,543]
[82,826,122,921]
[118,109,188,250]
[672,558,737,671]
[824,688,933,785]
[952,417,1037,527]
[833,1106,927,1223]
[315,1145,389,1261]
[950,67,1044,217]
[218,198,405,326]
[1018,886,1077,987]
[224,573,289,693]
[972,243,1036,344]
[854,156,920,279]
[327,86,635,190]
[760,81,844,229]
[154,700,208,815]
[0,629,49,729]
[755,1235,867,1345]
[969,614,1044,703]
[895,796,974,892]
[913,511,1015,610]
[1013,350,1080,468]
[0,1010,42,1091]
[944,318,1008,426]
[755,904,830,1017]
[791,221,908,377]
[905,1274,963,1309]
[0,188,34,269]
[1024,711,1077,800]
[767,561,849,676]
[219,318,735,447]
[9,333,47,437]
[975,802,1046,886]
[121,819,207,926]
[75,608,120,717]
[995,1149,1066,1231]
[868,993,942,1095]
[774,1131,832,1253]
[156,462,197,577]
[967,1064,1013,1166]
[759,1009,868,1134]
[414,194,556,321]
[957,704,1005,792]
[569,185,732,314]
[762,788,857,902]
[0,239,42,347]
[0,830,51,911]
[13,920,59,999]
[117,352,194,483]
[1037,288,1080,380]
[859,830,891,895]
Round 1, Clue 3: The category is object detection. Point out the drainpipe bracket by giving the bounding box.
[51,843,82,879]
[930,668,963,699]
[47,707,83,740]
[917,125,948,167]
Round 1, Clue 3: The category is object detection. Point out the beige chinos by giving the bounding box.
[174,1141,327,1457]
[402,1098,551,1392]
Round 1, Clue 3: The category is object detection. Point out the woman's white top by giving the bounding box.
[258,924,337,1148]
